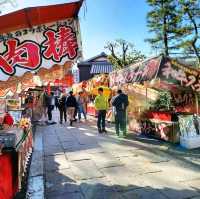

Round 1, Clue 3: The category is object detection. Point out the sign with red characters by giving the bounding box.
[0,19,81,80]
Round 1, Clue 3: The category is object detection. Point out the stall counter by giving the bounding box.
[0,127,33,199]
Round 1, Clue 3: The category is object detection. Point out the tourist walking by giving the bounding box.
[94,87,108,133]
[58,93,67,124]
[47,92,55,123]
[77,91,87,121]
[40,89,48,122]
[66,91,77,126]
[112,89,129,137]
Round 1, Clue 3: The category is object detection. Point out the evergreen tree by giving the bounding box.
[176,0,200,64]
[146,0,181,56]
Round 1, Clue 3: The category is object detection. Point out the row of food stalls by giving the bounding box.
[72,73,111,116]
[0,1,83,199]
[74,55,200,149]
[110,55,200,148]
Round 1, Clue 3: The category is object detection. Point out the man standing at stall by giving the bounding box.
[94,87,108,134]
[112,89,129,137]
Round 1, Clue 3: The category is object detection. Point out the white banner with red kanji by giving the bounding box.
[0,18,82,81]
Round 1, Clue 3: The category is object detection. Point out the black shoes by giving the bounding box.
[98,128,102,133]
[98,128,107,134]
[70,120,73,126]
[102,129,107,133]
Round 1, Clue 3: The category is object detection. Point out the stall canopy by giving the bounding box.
[0,0,83,97]
[0,1,83,34]
[109,55,200,92]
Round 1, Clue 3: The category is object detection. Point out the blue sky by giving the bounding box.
[79,0,151,59]
[0,0,152,59]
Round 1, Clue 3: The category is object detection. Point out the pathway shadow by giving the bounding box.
[45,170,200,199]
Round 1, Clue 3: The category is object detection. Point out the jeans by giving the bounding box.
[115,111,127,135]
[78,104,86,120]
[47,105,54,121]
[97,110,106,130]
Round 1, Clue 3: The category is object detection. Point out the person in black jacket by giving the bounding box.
[112,89,129,137]
[66,91,77,126]
[47,92,55,123]
[58,93,67,124]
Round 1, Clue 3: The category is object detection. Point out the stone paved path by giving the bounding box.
[40,111,200,199]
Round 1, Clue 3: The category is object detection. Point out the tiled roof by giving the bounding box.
[90,62,113,74]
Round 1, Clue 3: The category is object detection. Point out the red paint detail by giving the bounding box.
[43,26,78,62]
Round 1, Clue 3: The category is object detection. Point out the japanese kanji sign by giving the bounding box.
[109,56,200,92]
[157,57,200,92]
[0,19,81,80]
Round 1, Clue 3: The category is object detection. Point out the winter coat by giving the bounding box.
[66,95,77,108]
[112,93,129,112]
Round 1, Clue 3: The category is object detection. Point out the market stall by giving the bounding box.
[0,99,33,199]
[72,74,111,117]
[0,1,83,198]
[109,55,200,148]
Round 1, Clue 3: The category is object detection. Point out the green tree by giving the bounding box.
[176,0,200,64]
[146,0,181,56]
[105,39,146,69]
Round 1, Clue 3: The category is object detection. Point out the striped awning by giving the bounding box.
[90,63,113,74]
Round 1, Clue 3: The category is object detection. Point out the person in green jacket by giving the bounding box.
[94,87,108,133]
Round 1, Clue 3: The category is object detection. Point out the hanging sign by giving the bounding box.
[0,18,81,80]
[158,57,200,92]
[109,57,161,87]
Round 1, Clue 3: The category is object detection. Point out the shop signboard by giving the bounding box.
[6,99,21,110]
[0,18,82,81]
[109,57,161,87]
[110,56,200,92]
[157,57,200,92]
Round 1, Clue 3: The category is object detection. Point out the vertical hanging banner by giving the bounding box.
[0,18,82,80]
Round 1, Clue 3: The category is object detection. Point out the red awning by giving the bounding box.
[0,0,83,34]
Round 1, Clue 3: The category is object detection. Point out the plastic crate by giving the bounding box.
[180,135,200,149]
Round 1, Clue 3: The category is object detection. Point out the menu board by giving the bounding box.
[6,99,21,110]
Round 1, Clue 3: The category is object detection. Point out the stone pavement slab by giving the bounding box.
[65,151,92,161]
[79,177,121,199]
[40,113,200,199]
[180,179,200,192]
[121,187,168,199]
[90,152,123,169]
[138,172,200,199]
[44,154,70,171]
[45,168,79,194]
[47,192,84,199]
[70,159,105,180]
[101,166,145,191]
[44,145,64,156]
[119,156,162,175]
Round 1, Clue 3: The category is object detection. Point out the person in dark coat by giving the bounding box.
[66,91,77,126]
[112,89,129,137]
[47,92,55,123]
[58,93,67,124]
